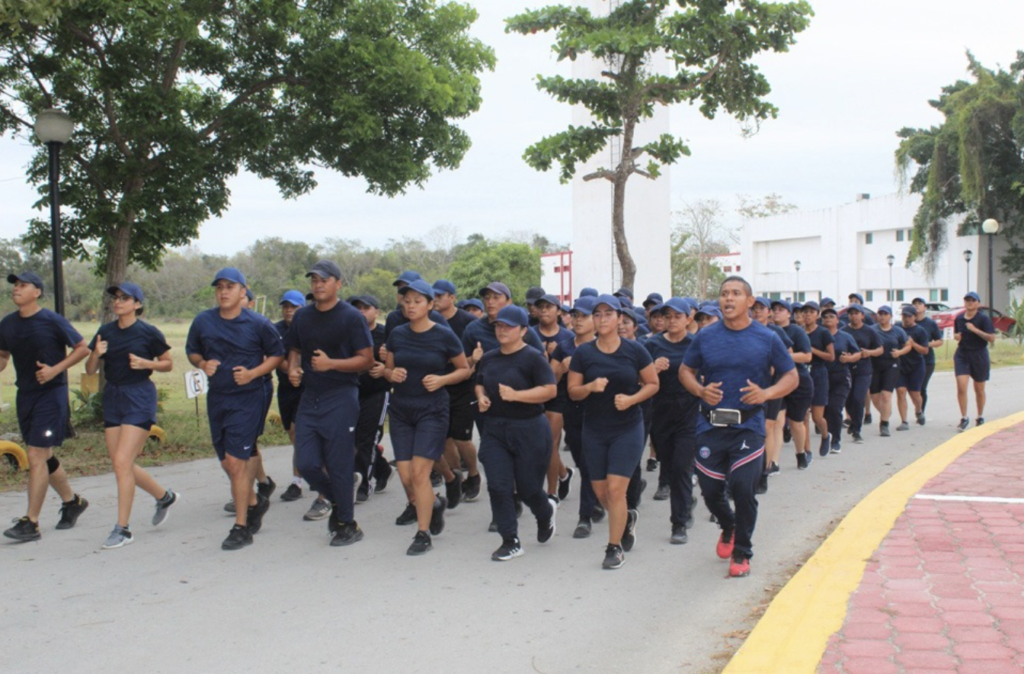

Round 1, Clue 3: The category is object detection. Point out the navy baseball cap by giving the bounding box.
[791,301,803,313]
[901,305,916,317]
[432,279,457,296]
[525,286,546,304]
[821,306,838,317]
[877,305,893,315]
[107,282,144,304]
[594,294,622,312]
[848,292,865,304]
[658,297,692,315]
[535,293,561,308]
[753,296,772,309]
[461,298,484,312]
[614,287,634,300]
[398,279,436,299]
[770,299,791,312]
[280,290,305,307]
[479,282,511,299]
[579,287,598,298]
[7,271,44,292]
[846,304,865,314]
[572,296,597,315]
[802,300,820,312]
[821,297,836,307]
[695,306,723,321]
[964,291,981,302]
[245,288,255,302]
[620,307,638,325]
[642,293,664,308]
[347,294,380,309]
[306,260,342,280]
[911,297,927,305]
[212,267,246,286]
[393,270,422,287]
[495,305,529,328]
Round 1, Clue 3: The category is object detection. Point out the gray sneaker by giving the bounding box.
[896,421,910,431]
[102,525,133,549]
[152,491,178,526]
[304,497,331,521]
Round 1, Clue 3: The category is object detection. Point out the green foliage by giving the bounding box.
[895,52,1024,280]
[71,388,102,425]
[447,238,541,306]
[0,0,496,291]
[1006,297,1024,345]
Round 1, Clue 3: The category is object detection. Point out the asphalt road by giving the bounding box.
[1,366,1019,673]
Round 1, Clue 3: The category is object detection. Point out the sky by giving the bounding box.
[1,0,1022,256]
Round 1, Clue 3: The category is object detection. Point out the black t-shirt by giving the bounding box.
[842,324,882,375]
[954,311,994,352]
[284,302,373,394]
[873,325,907,365]
[781,323,812,373]
[386,323,464,399]
[917,316,942,365]
[442,308,477,339]
[569,338,653,432]
[384,308,450,339]
[0,308,83,391]
[643,332,694,400]
[89,320,170,386]
[359,324,389,398]
[901,323,928,372]
[807,325,834,369]
[476,346,555,419]
[274,319,302,396]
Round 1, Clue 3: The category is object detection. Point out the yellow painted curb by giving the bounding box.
[723,410,1024,674]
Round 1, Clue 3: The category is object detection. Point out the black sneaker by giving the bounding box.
[864,413,873,425]
[55,494,88,530]
[782,426,792,444]
[819,433,831,457]
[976,417,985,427]
[222,524,253,550]
[462,473,482,502]
[375,462,392,494]
[646,458,658,472]
[766,461,780,475]
[755,472,768,495]
[3,516,40,541]
[880,422,891,437]
[395,502,417,526]
[654,484,670,500]
[514,496,523,519]
[356,479,371,503]
[430,470,443,488]
[957,417,970,432]
[429,495,447,535]
[445,473,462,509]
[246,494,270,535]
[573,517,592,539]
[916,411,926,426]
[852,431,864,444]
[488,519,498,533]
[492,536,524,561]
[591,504,606,523]
[621,509,639,552]
[280,483,303,502]
[557,467,574,501]
[602,543,625,570]
[330,520,364,547]
[407,530,432,556]
[796,452,808,470]
[257,476,276,500]
[538,498,556,543]
[843,418,851,427]
[830,438,842,454]
[684,511,695,529]
[670,525,688,545]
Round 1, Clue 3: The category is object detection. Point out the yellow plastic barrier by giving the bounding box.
[148,425,166,443]
[0,440,29,471]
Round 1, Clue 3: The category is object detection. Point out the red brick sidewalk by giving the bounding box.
[818,424,1024,673]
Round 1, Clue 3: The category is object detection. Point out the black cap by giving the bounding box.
[306,260,342,280]
[7,271,43,293]
[525,286,546,304]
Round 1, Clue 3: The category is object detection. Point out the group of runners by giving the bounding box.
[0,265,997,577]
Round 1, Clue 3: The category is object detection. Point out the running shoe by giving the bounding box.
[223,500,236,514]
[538,497,557,543]
[407,530,432,556]
[976,417,985,427]
[257,476,276,500]
[557,467,574,501]
[492,537,524,561]
[830,439,842,454]
[843,418,851,427]
[281,483,303,502]
[152,490,178,526]
[729,556,751,578]
[395,502,417,526]
[896,421,910,432]
[654,484,670,501]
[852,432,864,444]
[330,520,364,547]
[246,494,270,534]
[356,478,371,503]
[782,426,792,444]
[429,495,447,535]
[488,520,498,533]
[592,504,606,523]
[755,473,768,495]
[222,524,252,551]
[55,494,88,530]
[796,452,808,470]
[916,411,926,426]
[805,450,813,468]
[3,516,40,541]
[716,530,735,559]
[670,525,688,545]
[102,525,133,549]
[880,422,891,437]
[621,509,639,552]
[462,473,482,502]
[573,517,592,539]
[445,472,462,510]
[819,433,831,457]
[957,417,970,432]
[646,458,658,472]
[766,461,780,475]
[430,470,443,488]
[304,497,331,522]
[864,413,873,425]
[375,462,392,494]
[602,544,625,570]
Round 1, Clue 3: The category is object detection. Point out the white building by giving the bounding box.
[739,193,1014,311]
[709,251,745,276]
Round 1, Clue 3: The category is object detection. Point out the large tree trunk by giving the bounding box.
[102,219,133,323]
[613,118,638,290]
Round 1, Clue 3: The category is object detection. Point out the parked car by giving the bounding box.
[931,306,1017,335]
[925,302,951,314]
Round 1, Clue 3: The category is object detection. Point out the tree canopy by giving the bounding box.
[0,0,495,291]
[896,52,1024,279]
[506,0,812,289]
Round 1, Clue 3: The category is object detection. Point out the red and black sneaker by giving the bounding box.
[729,556,751,578]
[716,530,735,559]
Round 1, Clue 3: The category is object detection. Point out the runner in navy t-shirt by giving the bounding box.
[911,297,943,420]
[895,307,930,431]
[0,272,90,542]
[841,305,883,442]
[953,292,996,430]
[275,290,310,504]
[801,302,835,458]
[681,277,796,578]
[752,296,792,484]
[868,306,910,437]
[533,294,575,502]
[771,300,815,470]
[822,307,860,454]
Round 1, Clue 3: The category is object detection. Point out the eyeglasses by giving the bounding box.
[112,294,134,303]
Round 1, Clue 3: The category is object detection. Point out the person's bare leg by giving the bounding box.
[956,375,970,417]
[26,447,52,522]
[974,381,987,418]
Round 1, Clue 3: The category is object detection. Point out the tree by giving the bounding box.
[506,0,812,289]
[0,0,495,301]
[895,52,1024,279]
[737,192,797,219]
[671,199,731,298]
[447,238,540,305]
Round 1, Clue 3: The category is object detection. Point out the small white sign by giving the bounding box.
[184,369,209,399]
[943,327,954,341]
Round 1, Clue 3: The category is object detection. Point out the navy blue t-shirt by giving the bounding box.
[842,324,882,376]
[386,323,464,399]
[807,325,834,369]
[827,330,860,377]
[89,320,170,386]
[441,308,476,339]
[917,316,942,365]
[683,320,795,435]
[476,346,556,419]
[535,324,573,356]
[901,323,929,372]
[384,308,450,339]
[767,323,794,350]
[552,337,589,409]
[186,308,285,396]
[462,316,546,357]
[781,323,812,373]
[284,302,373,395]
[644,333,694,399]
[873,325,908,365]
[569,337,653,432]
[0,308,83,391]
[274,319,303,396]
[954,311,994,352]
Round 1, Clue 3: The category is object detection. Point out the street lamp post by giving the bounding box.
[982,219,1000,320]
[964,249,973,294]
[886,254,895,303]
[794,260,801,301]
[33,109,74,317]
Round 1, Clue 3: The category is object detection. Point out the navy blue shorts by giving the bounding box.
[277,387,302,431]
[103,381,156,431]
[544,391,567,415]
[897,359,926,392]
[208,388,266,461]
[870,359,900,394]
[582,421,644,480]
[810,367,829,407]
[255,378,273,438]
[765,396,784,420]
[447,386,476,442]
[389,396,449,462]
[954,348,990,382]
[784,371,813,422]
[17,386,68,448]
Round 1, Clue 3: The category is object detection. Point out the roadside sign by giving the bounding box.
[185,369,208,399]
[943,327,954,341]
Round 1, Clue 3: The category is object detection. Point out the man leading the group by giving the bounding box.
[911,297,943,421]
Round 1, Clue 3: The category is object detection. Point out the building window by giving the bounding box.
[866,290,874,301]
[929,288,938,302]
[865,232,873,244]
[941,288,949,301]
[736,265,741,271]
[795,291,805,302]
[896,230,904,242]
[723,266,732,272]
[769,291,781,300]
[896,289,904,302]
